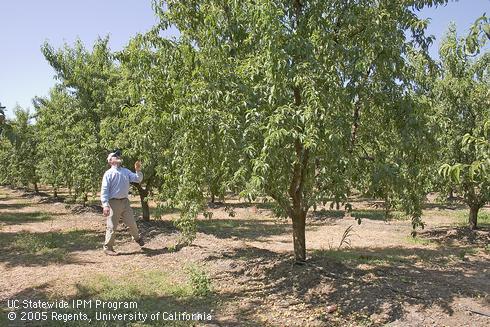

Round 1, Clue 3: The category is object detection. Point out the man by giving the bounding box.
[100,149,145,256]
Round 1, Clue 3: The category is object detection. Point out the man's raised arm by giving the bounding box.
[129,160,143,183]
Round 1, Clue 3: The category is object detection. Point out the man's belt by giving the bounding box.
[110,197,127,200]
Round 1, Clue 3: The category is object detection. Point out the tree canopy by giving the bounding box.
[2,0,489,263]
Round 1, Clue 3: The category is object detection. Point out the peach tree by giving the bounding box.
[438,17,490,230]
[150,0,451,262]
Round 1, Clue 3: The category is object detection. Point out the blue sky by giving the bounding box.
[0,0,488,117]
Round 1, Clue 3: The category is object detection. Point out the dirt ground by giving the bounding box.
[0,186,489,326]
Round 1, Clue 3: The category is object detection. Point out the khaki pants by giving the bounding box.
[104,198,140,250]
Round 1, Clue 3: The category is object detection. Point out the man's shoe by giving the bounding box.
[136,238,145,247]
[104,249,118,256]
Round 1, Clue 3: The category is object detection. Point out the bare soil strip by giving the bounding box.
[1,186,489,326]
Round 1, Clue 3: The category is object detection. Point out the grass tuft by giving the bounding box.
[0,211,52,224]
[405,236,433,246]
[0,229,100,265]
[185,264,212,297]
[455,210,490,227]
[78,270,195,300]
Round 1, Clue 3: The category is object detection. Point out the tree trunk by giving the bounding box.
[83,193,88,206]
[291,211,307,262]
[34,182,39,194]
[289,1,308,262]
[53,188,58,198]
[289,87,308,263]
[140,190,150,221]
[469,205,479,230]
[135,184,150,221]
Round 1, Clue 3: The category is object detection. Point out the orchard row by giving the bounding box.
[0,1,488,262]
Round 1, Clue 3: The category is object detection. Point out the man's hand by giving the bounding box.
[103,206,110,217]
[135,160,142,171]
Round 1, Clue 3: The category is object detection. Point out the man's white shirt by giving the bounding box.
[101,166,143,207]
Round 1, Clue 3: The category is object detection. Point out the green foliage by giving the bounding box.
[0,104,5,133]
[40,38,117,202]
[465,14,490,55]
[0,106,39,189]
[338,225,354,249]
[185,264,212,297]
[151,0,450,259]
[4,0,486,261]
[101,36,168,182]
[435,21,490,228]
[34,89,77,194]
[0,137,13,185]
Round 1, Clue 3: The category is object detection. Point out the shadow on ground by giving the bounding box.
[310,209,346,221]
[0,272,262,327]
[136,219,178,241]
[419,225,490,247]
[37,196,65,204]
[422,202,468,211]
[0,229,103,268]
[197,218,298,241]
[309,208,409,224]
[351,209,388,221]
[134,216,296,244]
[0,202,29,210]
[0,211,53,225]
[207,201,275,211]
[133,206,181,219]
[209,244,489,326]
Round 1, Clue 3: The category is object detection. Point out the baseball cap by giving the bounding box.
[107,149,122,162]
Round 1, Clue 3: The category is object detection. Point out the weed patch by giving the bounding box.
[0,211,52,224]
[185,265,212,297]
[406,236,433,246]
[455,210,490,227]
